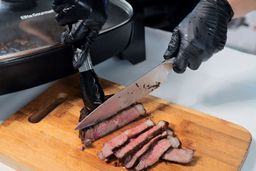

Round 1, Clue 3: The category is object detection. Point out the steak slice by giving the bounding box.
[124,131,168,169]
[167,136,180,148]
[81,103,146,147]
[79,107,91,143]
[98,119,154,160]
[162,148,194,164]
[114,121,169,159]
[135,136,174,171]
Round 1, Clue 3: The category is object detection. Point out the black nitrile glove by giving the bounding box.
[52,0,107,111]
[164,0,234,73]
[53,0,108,68]
[80,70,105,110]
[52,0,108,29]
[52,0,108,43]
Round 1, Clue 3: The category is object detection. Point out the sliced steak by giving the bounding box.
[162,148,194,164]
[79,95,113,143]
[114,121,169,159]
[81,103,146,147]
[135,136,174,171]
[98,119,154,160]
[124,131,168,169]
[167,135,180,148]
[79,107,91,143]
[166,129,173,137]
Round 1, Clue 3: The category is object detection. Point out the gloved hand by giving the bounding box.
[53,0,108,68]
[52,0,108,111]
[79,70,105,110]
[52,0,108,44]
[164,0,234,73]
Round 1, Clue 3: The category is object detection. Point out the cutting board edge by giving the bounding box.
[0,153,33,171]
[238,135,253,170]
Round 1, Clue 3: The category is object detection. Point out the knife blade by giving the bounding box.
[75,59,174,130]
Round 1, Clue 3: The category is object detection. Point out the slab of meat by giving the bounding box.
[114,121,169,159]
[80,103,147,147]
[98,120,154,160]
[135,136,175,171]
[162,148,194,164]
[124,131,168,169]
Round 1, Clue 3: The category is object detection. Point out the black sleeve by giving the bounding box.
[165,0,200,31]
[127,0,200,31]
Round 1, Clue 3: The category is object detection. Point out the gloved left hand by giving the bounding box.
[53,0,108,68]
[52,0,108,110]
[52,0,108,45]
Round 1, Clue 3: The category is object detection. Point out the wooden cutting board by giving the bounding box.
[0,75,252,171]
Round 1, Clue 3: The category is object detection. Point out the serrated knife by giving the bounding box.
[75,59,174,130]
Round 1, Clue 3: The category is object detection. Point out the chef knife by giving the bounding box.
[75,59,174,130]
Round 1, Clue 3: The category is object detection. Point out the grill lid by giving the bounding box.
[0,0,133,61]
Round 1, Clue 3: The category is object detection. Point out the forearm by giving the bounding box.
[227,0,256,18]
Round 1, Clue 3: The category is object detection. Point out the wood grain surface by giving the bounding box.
[0,75,252,171]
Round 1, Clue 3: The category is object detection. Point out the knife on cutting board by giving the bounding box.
[75,59,174,130]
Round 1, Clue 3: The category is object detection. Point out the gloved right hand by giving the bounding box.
[164,0,234,73]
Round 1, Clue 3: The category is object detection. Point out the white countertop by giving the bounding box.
[0,27,255,170]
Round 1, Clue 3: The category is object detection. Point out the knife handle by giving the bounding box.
[28,93,68,123]
[163,58,175,64]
